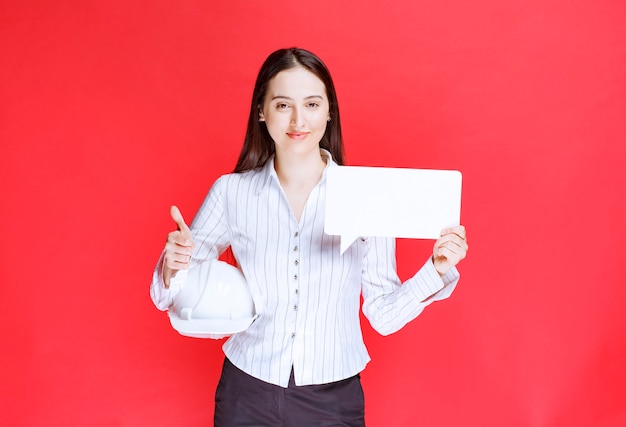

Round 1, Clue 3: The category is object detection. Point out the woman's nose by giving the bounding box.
[290,107,305,128]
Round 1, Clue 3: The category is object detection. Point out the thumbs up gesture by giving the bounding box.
[163,205,194,287]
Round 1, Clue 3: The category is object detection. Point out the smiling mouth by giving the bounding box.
[287,132,310,140]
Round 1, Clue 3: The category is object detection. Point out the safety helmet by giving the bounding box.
[168,259,256,338]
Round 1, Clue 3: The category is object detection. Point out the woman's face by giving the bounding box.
[259,67,330,158]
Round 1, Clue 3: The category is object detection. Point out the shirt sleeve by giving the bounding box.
[360,236,459,336]
[149,176,231,311]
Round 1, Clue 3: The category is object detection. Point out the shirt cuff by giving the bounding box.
[407,257,460,302]
[150,252,188,311]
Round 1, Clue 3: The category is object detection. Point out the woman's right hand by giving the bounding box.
[163,205,194,288]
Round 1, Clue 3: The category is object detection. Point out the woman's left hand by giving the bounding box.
[433,225,468,276]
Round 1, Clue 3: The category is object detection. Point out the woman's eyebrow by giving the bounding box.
[270,95,324,101]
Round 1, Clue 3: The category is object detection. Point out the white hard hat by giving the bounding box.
[168,259,256,338]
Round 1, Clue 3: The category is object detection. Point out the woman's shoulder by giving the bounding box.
[211,167,269,195]
[219,167,265,183]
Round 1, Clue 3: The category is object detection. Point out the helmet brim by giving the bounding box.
[168,311,256,338]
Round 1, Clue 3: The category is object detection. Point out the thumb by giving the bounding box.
[170,205,191,234]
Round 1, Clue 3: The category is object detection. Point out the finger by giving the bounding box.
[164,237,193,261]
[170,205,191,234]
[169,251,192,263]
[436,242,456,257]
[170,205,193,247]
[435,235,466,252]
[435,235,464,253]
[440,225,466,241]
[166,237,193,254]
[435,246,458,265]
[165,253,193,270]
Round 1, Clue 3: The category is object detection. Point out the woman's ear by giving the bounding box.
[258,108,265,122]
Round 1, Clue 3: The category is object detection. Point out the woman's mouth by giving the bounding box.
[287,132,309,140]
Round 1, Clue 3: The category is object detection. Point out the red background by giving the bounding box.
[2,1,625,426]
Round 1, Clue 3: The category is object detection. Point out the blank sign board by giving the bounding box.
[324,166,463,253]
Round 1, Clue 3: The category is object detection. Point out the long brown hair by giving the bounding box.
[233,48,344,173]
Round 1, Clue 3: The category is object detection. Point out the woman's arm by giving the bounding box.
[360,227,467,336]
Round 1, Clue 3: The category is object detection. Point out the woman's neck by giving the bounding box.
[274,149,327,222]
[274,149,326,188]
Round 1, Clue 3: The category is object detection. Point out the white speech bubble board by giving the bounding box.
[324,166,462,254]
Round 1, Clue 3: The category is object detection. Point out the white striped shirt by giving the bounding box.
[151,150,459,387]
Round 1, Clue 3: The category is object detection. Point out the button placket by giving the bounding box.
[290,229,301,338]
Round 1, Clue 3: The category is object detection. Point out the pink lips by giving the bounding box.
[287,132,309,140]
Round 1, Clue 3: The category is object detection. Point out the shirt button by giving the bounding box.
[291,333,296,338]
[294,305,298,311]
[295,289,299,294]
[293,246,299,252]
[294,274,298,280]
[294,259,299,266]
[294,232,299,237]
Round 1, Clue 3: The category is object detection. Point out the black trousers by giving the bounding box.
[214,358,365,427]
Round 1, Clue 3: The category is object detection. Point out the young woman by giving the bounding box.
[151,47,468,426]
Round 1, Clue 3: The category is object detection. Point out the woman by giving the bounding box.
[151,47,468,426]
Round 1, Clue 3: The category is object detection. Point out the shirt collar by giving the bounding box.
[255,149,336,195]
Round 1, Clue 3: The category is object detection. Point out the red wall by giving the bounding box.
[2,1,625,426]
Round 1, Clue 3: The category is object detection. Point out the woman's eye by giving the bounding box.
[276,103,289,110]
[307,102,320,108]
